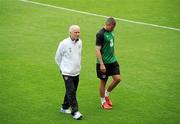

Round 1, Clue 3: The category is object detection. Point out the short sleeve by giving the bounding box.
[96,33,104,46]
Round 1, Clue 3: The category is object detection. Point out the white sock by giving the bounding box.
[100,97,105,105]
[105,90,110,97]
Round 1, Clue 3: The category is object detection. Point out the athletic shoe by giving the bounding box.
[60,107,71,114]
[73,111,83,120]
[105,96,112,106]
[101,102,112,110]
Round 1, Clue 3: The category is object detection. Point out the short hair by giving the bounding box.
[105,17,116,26]
[69,25,80,33]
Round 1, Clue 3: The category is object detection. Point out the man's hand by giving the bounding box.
[100,64,106,73]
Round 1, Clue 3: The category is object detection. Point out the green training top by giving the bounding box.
[96,28,116,64]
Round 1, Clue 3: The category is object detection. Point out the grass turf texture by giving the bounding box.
[0,0,180,124]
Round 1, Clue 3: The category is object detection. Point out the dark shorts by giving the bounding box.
[96,61,120,80]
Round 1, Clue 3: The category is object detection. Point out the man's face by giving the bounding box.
[106,23,116,32]
[70,28,80,41]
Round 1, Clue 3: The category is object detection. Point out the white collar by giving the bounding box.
[69,37,79,44]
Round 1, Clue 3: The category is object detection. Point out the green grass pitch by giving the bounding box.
[0,0,180,124]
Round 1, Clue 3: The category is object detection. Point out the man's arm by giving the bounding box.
[96,46,106,73]
[55,42,63,66]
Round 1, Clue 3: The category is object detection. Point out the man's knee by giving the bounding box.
[67,89,76,97]
[115,78,121,83]
[114,77,121,84]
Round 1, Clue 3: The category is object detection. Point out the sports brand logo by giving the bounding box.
[64,76,68,80]
[102,75,106,79]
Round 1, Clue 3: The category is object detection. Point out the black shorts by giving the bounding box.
[96,61,120,80]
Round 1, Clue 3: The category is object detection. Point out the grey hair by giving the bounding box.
[69,25,80,33]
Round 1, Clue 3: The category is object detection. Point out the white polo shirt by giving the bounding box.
[55,37,82,76]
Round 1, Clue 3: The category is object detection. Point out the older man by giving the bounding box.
[55,25,83,120]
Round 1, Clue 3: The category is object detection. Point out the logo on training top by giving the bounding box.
[78,45,81,49]
[110,39,113,47]
[69,48,72,53]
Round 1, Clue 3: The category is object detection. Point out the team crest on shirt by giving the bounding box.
[78,45,81,49]
[69,48,72,53]
[110,39,114,47]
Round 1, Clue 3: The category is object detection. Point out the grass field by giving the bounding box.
[0,0,180,124]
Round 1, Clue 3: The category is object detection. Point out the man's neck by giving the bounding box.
[103,26,109,32]
[70,36,78,42]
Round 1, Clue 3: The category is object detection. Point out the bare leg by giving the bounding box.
[100,80,106,97]
[107,75,121,92]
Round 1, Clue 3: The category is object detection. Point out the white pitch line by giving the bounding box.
[20,0,180,32]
